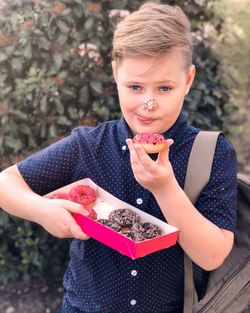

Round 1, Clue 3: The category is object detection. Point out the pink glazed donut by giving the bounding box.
[133,133,168,154]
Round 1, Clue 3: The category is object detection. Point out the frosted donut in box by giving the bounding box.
[45,178,179,259]
[133,133,168,154]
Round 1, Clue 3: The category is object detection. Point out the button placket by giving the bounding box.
[136,198,143,205]
[129,266,138,308]
[131,270,137,276]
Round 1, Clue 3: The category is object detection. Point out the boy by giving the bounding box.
[0,3,237,313]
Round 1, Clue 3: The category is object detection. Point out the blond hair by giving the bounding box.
[112,2,193,69]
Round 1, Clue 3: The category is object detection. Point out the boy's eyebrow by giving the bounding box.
[156,80,177,84]
[126,79,177,84]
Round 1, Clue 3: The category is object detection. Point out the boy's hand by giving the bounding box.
[38,198,90,240]
[126,138,175,194]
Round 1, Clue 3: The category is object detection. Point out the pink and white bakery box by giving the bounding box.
[45,178,179,259]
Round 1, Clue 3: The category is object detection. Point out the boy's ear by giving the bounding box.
[111,61,117,83]
[185,64,196,95]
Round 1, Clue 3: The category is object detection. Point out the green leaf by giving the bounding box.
[24,42,32,59]
[61,88,75,98]
[40,122,47,139]
[1,115,9,125]
[20,123,31,135]
[55,98,64,114]
[67,105,78,119]
[5,46,15,56]
[57,20,70,33]
[11,58,23,73]
[13,110,28,121]
[84,17,94,31]
[73,5,84,18]
[0,53,8,62]
[3,86,12,95]
[38,37,51,50]
[5,137,22,151]
[61,8,71,16]
[46,67,59,76]
[40,96,48,113]
[79,85,89,103]
[93,100,108,118]
[26,93,33,101]
[49,124,57,137]
[90,80,103,94]
[0,73,7,82]
[204,95,216,106]
[57,116,71,126]
[53,54,63,69]
[28,135,37,148]
[57,34,68,45]
[33,29,44,36]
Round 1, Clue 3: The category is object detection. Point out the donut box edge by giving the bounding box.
[44,178,180,259]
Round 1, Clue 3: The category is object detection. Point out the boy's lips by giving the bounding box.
[136,114,156,124]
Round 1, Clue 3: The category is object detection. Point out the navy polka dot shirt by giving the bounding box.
[17,113,237,313]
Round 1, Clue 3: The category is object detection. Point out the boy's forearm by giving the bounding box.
[153,180,233,271]
[0,165,46,224]
[0,166,89,240]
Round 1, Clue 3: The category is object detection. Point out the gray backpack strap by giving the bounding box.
[183,131,221,313]
[184,131,222,204]
[183,254,197,313]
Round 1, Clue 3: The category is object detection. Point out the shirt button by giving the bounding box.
[136,198,143,205]
[131,270,137,276]
[130,299,137,306]
[122,145,127,151]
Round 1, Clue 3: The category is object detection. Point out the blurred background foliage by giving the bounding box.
[0,0,248,284]
[212,0,250,173]
[0,0,233,170]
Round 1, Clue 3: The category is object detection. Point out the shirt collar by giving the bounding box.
[117,116,132,154]
[163,112,188,141]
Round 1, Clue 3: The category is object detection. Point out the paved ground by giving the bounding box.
[0,282,63,313]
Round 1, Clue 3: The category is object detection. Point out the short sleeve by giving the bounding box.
[17,130,80,195]
[195,135,237,232]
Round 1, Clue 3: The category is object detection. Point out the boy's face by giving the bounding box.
[112,52,195,135]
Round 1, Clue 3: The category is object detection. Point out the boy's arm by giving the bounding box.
[0,165,89,240]
[126,138,234,271]
[153,180,234,271]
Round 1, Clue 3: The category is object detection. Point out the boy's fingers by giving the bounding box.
[163,139,174,152]
[134,144,156,170]
[126,138,133,147]
[126,138,143,167]
[70,223,89,240]
[64,202,89,216]
[126,138,137,157]
[126,138,149,163]
[158,139,174,162]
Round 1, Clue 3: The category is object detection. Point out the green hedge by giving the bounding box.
[0,214,70,284]
[0,0,234,283]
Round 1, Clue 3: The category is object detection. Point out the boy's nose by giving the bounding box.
[142,98,158,111]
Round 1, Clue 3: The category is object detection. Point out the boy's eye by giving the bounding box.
[129,85,142,91]
[160,86,171,92]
